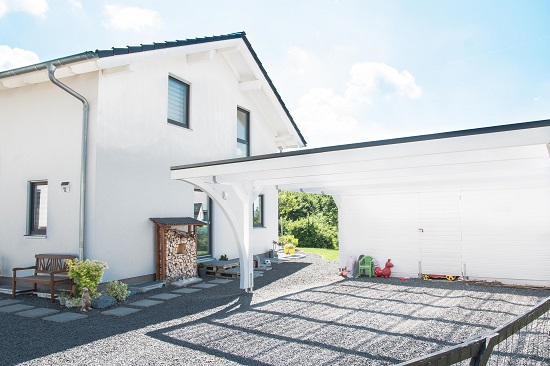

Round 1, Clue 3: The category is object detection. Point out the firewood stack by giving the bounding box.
[164,229,198,282]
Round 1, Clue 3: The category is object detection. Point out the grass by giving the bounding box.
[297,247,339,261]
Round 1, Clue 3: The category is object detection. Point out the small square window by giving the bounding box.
[253,195,264,227]
[28,181,48,236]
[168,76,190,128]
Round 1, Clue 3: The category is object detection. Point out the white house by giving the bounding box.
[0,32,306,288]
[172,120,550,287]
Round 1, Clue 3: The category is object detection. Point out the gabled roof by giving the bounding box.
[0,32,306,146]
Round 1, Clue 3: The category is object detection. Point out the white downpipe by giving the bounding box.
[47,63,89,261]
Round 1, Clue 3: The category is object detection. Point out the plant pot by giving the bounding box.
[198,267,207,278]
[58,297,66,306]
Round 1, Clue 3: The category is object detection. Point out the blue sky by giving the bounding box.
[1,0,549,148]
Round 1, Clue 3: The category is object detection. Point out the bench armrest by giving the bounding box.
[12,266,37,274]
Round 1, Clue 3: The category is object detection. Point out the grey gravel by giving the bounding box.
[1,253,548,365]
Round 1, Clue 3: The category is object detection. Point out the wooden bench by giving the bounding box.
[12,254,76,303]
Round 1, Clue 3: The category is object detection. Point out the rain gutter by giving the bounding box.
[0,52,98,261]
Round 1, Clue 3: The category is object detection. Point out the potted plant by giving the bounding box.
[279,235,298,254]
[197,262,207,277]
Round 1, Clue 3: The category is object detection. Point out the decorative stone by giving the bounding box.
[91,295,116,309]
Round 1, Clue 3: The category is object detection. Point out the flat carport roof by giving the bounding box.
[170,119,550,291]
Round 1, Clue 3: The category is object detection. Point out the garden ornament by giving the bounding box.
[80,287,92,311]
[374,259,394,278]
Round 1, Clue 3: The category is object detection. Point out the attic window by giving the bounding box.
[168,76,190,128]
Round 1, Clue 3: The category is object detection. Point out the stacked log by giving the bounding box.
[164,229,198,282]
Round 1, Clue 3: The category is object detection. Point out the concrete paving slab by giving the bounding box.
[190,283,218,289]
[16,308,59,318]
[208,279,233,284]
[149,293,181,300]
[0,304,34,313]
[43,312,88,322]
[253,272,263,278]
[102,307,141,316]
[128,280,166,293]
[0,299,23,307]
[127,299,164,307]
[172,288,201,294]
[171,277,202,287]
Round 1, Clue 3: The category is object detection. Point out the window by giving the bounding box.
[253,195,264,227]
[168,76,190,128]
[28,181,48,235]
[194,189,212,257]
[237,107,250,157]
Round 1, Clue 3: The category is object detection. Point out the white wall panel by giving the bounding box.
[461,188,550,285]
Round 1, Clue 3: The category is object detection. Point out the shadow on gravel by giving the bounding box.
[0,262,311,365]
[144,276,548,365]
[1,260,547,365]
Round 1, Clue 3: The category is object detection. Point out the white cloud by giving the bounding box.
[103,5,163,32]
[292,62,422,147]
[0,45,40,71]
[0,0,48,18]
[345,62,422,104]
[67,0,82,12]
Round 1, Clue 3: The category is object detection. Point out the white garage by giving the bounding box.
[171,119,550,289]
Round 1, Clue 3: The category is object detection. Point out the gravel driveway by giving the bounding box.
[0,253,548,366]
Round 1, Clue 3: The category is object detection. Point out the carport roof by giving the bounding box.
[171,118,550,196]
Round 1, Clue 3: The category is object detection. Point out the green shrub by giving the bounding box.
[283,216,338,249]
[106,280,130,302]
[219,254,228,260]
[66,258,108,299]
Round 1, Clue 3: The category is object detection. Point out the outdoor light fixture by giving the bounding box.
[61,182,70,193]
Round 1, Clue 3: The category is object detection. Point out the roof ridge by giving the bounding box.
[95,31,246,58]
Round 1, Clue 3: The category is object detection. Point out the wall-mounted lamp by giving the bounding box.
[61,182,70,193]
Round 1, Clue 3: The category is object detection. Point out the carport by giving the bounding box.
[171,119,550,290]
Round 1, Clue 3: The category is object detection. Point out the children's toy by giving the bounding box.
[374,259,394,278]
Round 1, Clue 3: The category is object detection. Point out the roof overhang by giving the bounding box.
[171,119,550,196]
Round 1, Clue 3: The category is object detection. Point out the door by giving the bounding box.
[419,192,463,277]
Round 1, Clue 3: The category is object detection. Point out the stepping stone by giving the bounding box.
[171,277,202,287]
[16,308,59,318]
[0,299,23,307]
[43,312,88,322]
[127,299,163,308]
[0,304,34,313]
[172,288,201,294]
[208,279,233,284]
[102,307,141,316]
[149,293,181,300]
[190,283,218,289]
[128,280,166,293]
[253,272,263,278]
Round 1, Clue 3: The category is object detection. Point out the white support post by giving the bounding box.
[184,178,263,292]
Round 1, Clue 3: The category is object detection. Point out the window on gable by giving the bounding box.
[253,194,264,227]
[168,76,190,128]
[28,181,48,236]
[237,107,250,157]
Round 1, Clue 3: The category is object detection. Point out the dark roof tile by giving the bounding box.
[150,217,206,226]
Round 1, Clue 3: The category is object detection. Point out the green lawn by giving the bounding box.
[297,247,339,261]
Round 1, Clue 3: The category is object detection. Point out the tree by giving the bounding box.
[278,191,338,249]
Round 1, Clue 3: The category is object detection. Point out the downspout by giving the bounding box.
[47,63,88,261]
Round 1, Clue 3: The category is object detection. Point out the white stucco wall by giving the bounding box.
[0,72,98,276]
